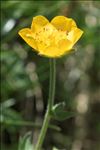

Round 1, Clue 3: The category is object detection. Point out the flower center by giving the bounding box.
[34,24,58,47]
[32,23,68,50]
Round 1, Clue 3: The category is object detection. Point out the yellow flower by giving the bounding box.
[18,16,83,58]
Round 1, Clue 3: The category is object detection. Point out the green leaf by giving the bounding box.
[1,98,15,108]
[52,102,76,121]
[53,147,59,150]
[18,132,34,150]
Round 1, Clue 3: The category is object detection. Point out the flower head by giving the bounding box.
[18,16,83,58]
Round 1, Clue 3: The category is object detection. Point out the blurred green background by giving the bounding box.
[1,1,100,150]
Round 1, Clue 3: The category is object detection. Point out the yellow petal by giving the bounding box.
[67,27,83,45]
[58,39,72,52]
[51,16,77,31]
[34,23,58,50]
[18,28,37,50]
[31,15,49,32]
[39,46,60,58]
[38,39,72,58]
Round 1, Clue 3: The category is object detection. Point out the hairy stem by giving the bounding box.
[35,59,56,150]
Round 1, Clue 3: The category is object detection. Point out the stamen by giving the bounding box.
[66,31,69,35]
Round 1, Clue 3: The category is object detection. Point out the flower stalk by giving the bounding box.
[35,58,56,150]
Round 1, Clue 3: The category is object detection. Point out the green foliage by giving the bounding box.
[1,99,22,131]
[18,132,33,150]
[1,1,100,150]
[53,147,59,150]
[52,102,75,121]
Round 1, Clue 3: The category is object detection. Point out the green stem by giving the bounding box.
[2,120,60,131]
[35,58,56,150]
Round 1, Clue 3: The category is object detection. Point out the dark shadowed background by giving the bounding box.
[1,1,100,150]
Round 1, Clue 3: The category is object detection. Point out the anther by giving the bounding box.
[66,31,68,35]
